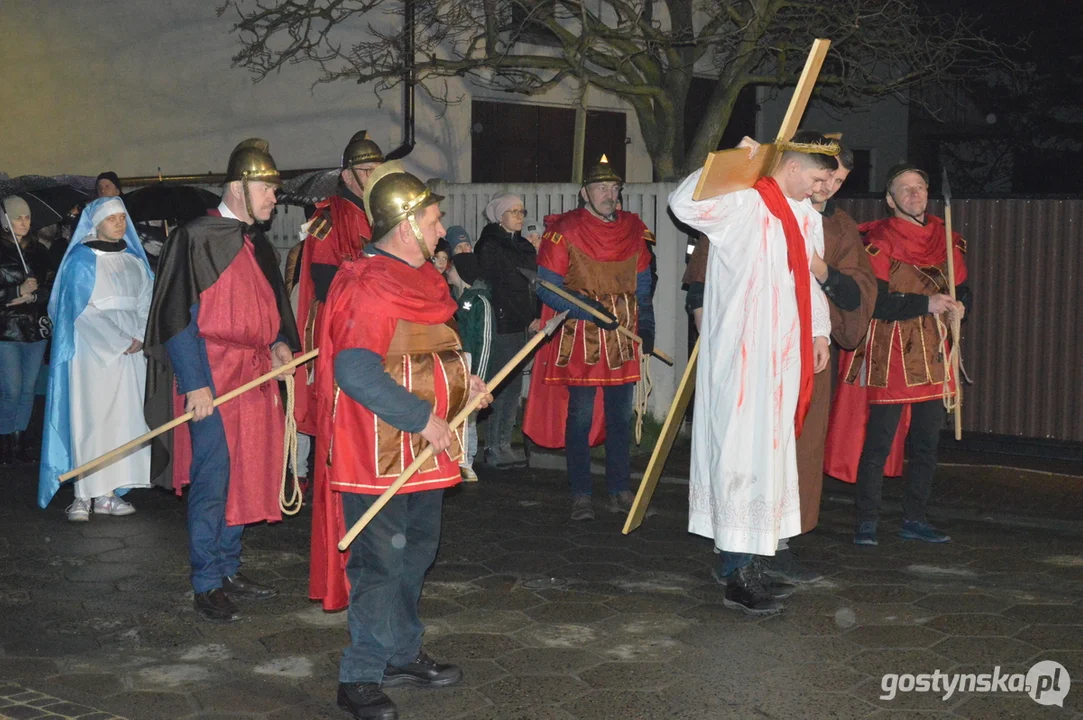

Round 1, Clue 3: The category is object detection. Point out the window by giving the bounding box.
[471,100,627,183]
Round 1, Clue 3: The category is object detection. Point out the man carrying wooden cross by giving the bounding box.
[825,162,970,547]
[682,133,877,587]
[313,161,491,720]
[668,133,836,616]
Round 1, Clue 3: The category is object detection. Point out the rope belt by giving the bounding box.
[935,312,970,413]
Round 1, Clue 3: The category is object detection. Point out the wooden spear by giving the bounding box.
[58,349,319,483]
[517,267,674,366]
[941,168,963,440]
[338,310,569,551]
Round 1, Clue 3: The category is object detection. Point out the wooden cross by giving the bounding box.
[623,38,832,534]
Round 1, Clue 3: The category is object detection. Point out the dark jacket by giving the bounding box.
[473,222,538,334]
[0,235,52,343]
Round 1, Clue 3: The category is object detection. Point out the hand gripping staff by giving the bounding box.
[337,311,570,551]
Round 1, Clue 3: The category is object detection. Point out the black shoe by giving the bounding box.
[337,683,398,720]
[722,564,784,616]
[760,548,824,584]
[711,564,794,599]
[222,573,278,600]
[382,649,463,689]
[194,588,240,623]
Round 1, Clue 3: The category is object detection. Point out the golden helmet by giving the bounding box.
[582,154,622,186]
[363,161,445,240]
[342,130,386,168]
[225,138,281,185]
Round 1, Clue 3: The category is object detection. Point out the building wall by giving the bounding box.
[756,88,910,192]
[0,0,651,182]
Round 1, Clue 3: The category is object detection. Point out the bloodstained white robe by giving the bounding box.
[69,248,154,500]
[669,170,831,556]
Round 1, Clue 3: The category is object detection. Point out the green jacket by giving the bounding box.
[455,280,495,380]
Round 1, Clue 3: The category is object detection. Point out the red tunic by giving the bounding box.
[308,253,465,611]
[170,238,285,525]
[522,209,651,449]
[293,196,373,435]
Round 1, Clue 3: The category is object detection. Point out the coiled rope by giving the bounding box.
[279,375,304,516]
[935,311,970,413]
[634,352,654,444]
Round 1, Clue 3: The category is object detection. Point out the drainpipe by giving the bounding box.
[385,0,417,161]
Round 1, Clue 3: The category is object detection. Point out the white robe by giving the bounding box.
[669,171,831,556]
[70,248,154,500]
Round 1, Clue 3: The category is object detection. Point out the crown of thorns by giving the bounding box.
[776,140,841,156]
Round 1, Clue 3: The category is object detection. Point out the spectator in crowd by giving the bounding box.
[474,192,538,468]
[432,238,451,275]
[446,226,473,255]
[95,172,123,198]
[522,222,543,251]
[1,196,53,464]
[446,252,494,482]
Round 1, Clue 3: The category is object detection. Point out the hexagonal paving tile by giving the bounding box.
[563,688,692,719]
[577,661,683,691]
[478,675,590,707]
[259,628,347,654]
[846,625,946,649]
[1002,603,1083,625]
[593,635,687,663]
[436,609,533,633]
[601,592,697,614]
[925,613,1025,638]
[915,593,1013,614]
[457,589,545,611]
[932,636,1041,665]
[495,647,599,675]
[837,585,929,604]
[524,603,615,624]
[513,624,601,650]
[425,632,524,660]
[1013,623,1083,651]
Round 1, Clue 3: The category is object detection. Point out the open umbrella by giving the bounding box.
[123,183,219,224]
[0,175,90,232]
[277,168,340,206]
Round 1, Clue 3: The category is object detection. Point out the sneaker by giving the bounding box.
[898,520,951,543]
[760,548,824,584]
[66,498,91,522]
[570,495,595,521]
[460,465,479,482]
[606,490,635,514]
[722,563,784,616]
[94,495,136,516]
[337,682,397,720]
[711,564,795,600]
[854,520,878,546]
[485,447,516,469]
[503,445,527,467]
[382,649,463,689]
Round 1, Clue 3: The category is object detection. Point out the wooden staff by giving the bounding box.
[338,310,569,551]
[59,349,319,483]
[518,268,674,366]
[941,167,963,440]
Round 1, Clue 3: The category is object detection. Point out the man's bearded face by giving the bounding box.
[582,181,620,218]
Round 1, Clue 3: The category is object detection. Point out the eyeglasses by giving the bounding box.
[505,209,528,218]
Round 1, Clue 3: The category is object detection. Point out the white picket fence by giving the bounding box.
[265,182,693,418]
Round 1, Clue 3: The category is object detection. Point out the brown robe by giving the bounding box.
[796,207,876,532]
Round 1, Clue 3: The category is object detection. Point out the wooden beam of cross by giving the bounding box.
[622,39,832,535]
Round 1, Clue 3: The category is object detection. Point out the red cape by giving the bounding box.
[309,252,459,611]
[294,196,373,435]
[859,215,968,284]
[522,209,650,448]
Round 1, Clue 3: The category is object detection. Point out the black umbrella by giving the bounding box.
[278,168,341,206]
[0,175,90,232]
[123,184,219,224]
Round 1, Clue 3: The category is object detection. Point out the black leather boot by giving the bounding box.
[337,683,397,720]
[722,563,784,616]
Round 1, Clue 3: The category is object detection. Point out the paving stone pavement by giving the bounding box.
[1,459,1081,719]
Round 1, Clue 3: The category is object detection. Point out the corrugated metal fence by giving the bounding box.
[264,185,1082,443]
[838,197,1083,444]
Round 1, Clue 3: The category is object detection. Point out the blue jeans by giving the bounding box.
[565,383,634,497]
[0,340,47,434]
[187,408,244,593]
[340,489,444,684]
[720,552,754,577]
